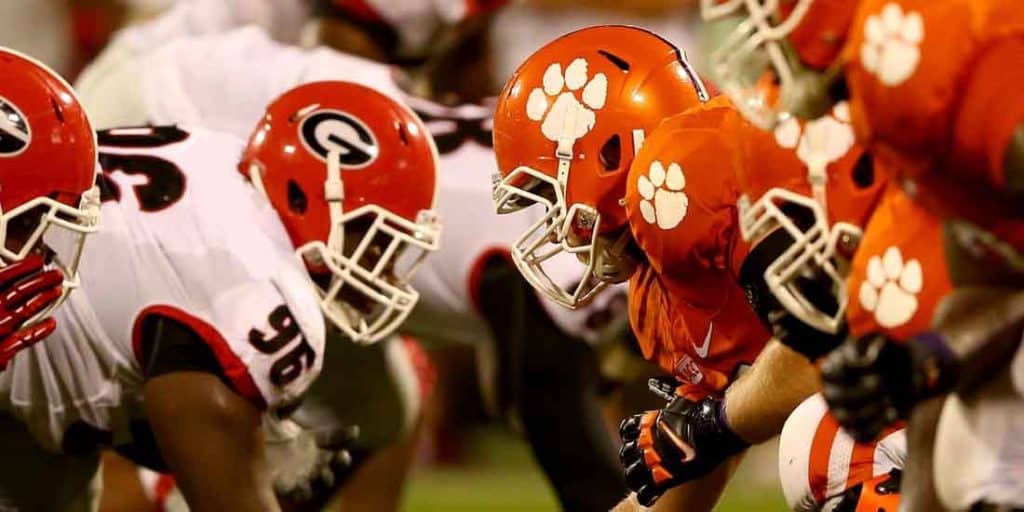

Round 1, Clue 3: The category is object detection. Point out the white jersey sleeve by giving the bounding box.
[81,26,403,136]
[0,127,324,452]
[778,394,906,511]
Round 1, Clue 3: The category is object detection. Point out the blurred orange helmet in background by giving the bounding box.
[735,102,884,335]
[700,0,860,128]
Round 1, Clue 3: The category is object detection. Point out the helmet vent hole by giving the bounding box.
[50,98,64,123]
[598,50,630,73]
[852,153,875,189]
[397,122,409,146]
[287,180,308,215]
[599,134,622,172]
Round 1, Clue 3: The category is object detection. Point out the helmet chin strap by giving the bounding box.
[324,151,346,254]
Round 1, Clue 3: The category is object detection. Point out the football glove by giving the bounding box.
[821,332,958,442]
[618,382,749,506]
[0,254,64,370]
[264,415,359,503]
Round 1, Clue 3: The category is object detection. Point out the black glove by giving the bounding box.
[618,389,749,506]
[821,332,958,442]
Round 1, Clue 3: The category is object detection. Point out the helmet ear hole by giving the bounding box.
[851,153,875,189]
[599,134,622,172]
[598,50,631,73]
[287,180,308,215]
[396,122,409,146]
[50,98,64,123]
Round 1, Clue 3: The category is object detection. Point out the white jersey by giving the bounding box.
[0,126,325,454]
[934,366,1024,509]
[77,26,627,345]
[112,0,308,54]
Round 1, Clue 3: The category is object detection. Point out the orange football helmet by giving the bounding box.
[492,25,709,308]
[700,0,860,128]
[0,47,100,315]
[240,81,441,344]
[735,102,884,334]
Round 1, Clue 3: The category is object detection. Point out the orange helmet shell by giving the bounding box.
[493,25,708,235]
[736,103,883,233]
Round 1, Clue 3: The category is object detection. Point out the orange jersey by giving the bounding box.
[846,184,954,340]
[628,265,767,399]
[625,97,770,399]
[842,0,1024,234]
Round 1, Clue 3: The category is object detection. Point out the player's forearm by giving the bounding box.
[930,287,1024,393]
[899,397,945,512]
[722,340,820,443]
[145,373,281,512]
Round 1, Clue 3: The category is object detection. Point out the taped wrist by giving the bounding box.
[908,332,960,399]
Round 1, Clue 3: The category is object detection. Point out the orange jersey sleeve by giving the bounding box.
[845,184,953,340]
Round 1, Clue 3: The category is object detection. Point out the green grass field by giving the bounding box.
[402,429,789,512]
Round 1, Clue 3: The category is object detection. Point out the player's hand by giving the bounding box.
[618,390,749,506]
[821,332,957,442]
[0,254,64,370]
[264,416,359,503]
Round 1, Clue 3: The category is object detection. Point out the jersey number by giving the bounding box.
[249,305,316,387]
[97,126,188,212]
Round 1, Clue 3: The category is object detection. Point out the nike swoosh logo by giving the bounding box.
[693,322,713,359]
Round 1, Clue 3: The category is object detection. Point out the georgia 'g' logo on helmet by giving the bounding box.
[0,96,31,157]
[299,110,379,169]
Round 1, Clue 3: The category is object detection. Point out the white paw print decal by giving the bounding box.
[860,3,924,86]
[637,161,688,230]
[774,102,856,172]
[858,247,923,328]
[526,58,608,144]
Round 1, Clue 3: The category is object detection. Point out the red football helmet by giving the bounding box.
[0,47,100,316]
[492,25,709,308]
[240,81,441,344]
[700,0,860,128]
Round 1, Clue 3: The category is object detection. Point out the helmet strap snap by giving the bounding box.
[325,150,347,254]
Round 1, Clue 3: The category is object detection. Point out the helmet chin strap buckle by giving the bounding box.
[325,151,346,254]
